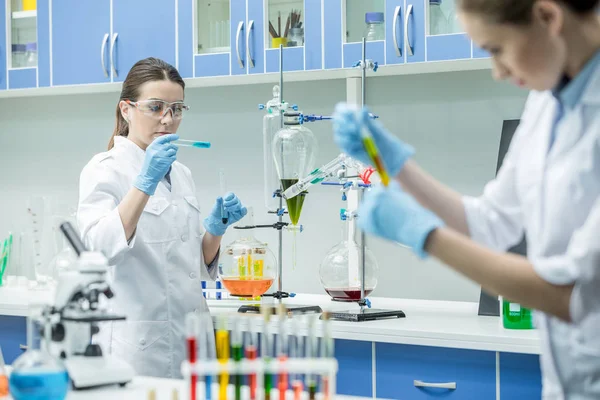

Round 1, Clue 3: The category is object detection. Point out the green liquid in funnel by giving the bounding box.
[281,179,306,226]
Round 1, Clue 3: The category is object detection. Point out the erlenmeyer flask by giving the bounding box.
[272,112,318,225]
[218,208,277,298]
[9,305,69,399]
[320,210,378,301]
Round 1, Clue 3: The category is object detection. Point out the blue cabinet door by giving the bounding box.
[405,0,425,63]
[112,0,177,82]
[51,0,110,86]
[335,340,372,397]
[323,0,342,69]
[230,0,247,76]
[0,316,26,365]
[177,0,194,78]
[386,0,404,65]
[37,0,51,87]
[304,0,322,70]
[247,0,265,74]
[376,343,496,400]
[0,0,5,90]
[500,353,542,399]
[427,33,471,61]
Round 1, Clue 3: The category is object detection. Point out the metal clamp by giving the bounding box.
[235,21,245,69]
[413,380,457,390]
[246,20,255,68]
[392,5,402,57]
[110,32,119,77]
[405,4,414,56]
[100,33,109,77]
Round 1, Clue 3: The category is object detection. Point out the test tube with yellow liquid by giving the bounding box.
[361,133,390,187]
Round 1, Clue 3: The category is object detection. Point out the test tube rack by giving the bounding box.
[181,358,338,400]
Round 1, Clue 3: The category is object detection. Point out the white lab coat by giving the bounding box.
[77,136,217,379]
[463,66,600,398]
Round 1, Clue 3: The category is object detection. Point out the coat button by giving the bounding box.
[181,234,188,242]
[139,338,146,346]
[189,272,197,279]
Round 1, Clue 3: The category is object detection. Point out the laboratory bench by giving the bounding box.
[2,371,383,400]
[0,287,542,399]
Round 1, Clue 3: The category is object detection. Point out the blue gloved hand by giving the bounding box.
[203,192,248,236]
[358,182,444,259]
[134,134,180,196]
[333,103,415,178]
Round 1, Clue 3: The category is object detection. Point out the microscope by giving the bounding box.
[43,222,135,389]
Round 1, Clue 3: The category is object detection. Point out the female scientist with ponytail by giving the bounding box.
[77,57,247,378]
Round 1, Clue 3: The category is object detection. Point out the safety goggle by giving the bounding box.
[126,99,190,120]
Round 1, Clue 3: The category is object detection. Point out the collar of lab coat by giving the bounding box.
[113,135,146,167]
[558,49,600,108]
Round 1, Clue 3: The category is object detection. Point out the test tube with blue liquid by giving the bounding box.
[175,139,211,149]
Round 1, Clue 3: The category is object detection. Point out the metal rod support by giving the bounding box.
[360,37,367,311]
[278,44,284,296]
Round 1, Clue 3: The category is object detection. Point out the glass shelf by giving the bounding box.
[267,0,304,49]
[427,0,464,36]
[10,0,38,69]
[345,0,384,43]
[196,0,230,55]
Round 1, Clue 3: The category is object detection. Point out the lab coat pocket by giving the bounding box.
[139,197,177,243]
[184,196,202,238]
[111,320,171,377]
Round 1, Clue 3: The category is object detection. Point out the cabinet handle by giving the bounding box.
[392,5,402,57]
[110,32,119,78]
[414,380,457,390]
[235,21,244,69]
[405,4,414,56]
[246,20,255,69]
[19,344,28,351]
[100,33,109,77]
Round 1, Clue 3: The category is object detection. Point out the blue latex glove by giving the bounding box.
[134,134,180,196]
[358,182,444,259]
[333,103,415,178]
[203,192,248,236]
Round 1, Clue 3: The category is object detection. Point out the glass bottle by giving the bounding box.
[287,27,304,47]
[364,12,385,41]
[218,208,277,298]
[25,42,37,67]
[272,112,317,226]
[429,0,448,35]
[9,306,69,400]
[320,209,378,301]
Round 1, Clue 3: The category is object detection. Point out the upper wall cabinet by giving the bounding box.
[5,0,49,89]
[52,0,176,86]
[111,0,177,83]
[426,0,472,61]
[185,0,321,78]
[51,0,111,86]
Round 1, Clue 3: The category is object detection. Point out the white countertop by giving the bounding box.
[0,287,541,355]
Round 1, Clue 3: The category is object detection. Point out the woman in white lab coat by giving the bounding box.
[334,0,600,398]
[77,57,247,379]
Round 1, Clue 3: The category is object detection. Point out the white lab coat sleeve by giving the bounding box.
[462,136,525,251]
[77,159,136,265]
[532,196,600,323]
[461,93,539,251]
[184,164,218,281]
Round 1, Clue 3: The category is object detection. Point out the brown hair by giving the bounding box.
[456,0,600,24]
[108,57,185,150]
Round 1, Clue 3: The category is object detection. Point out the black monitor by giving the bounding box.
[477,119,527,316]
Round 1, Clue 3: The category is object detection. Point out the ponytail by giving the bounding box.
[108,104,129,150]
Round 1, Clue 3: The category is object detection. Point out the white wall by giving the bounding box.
[0,69,527,302]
